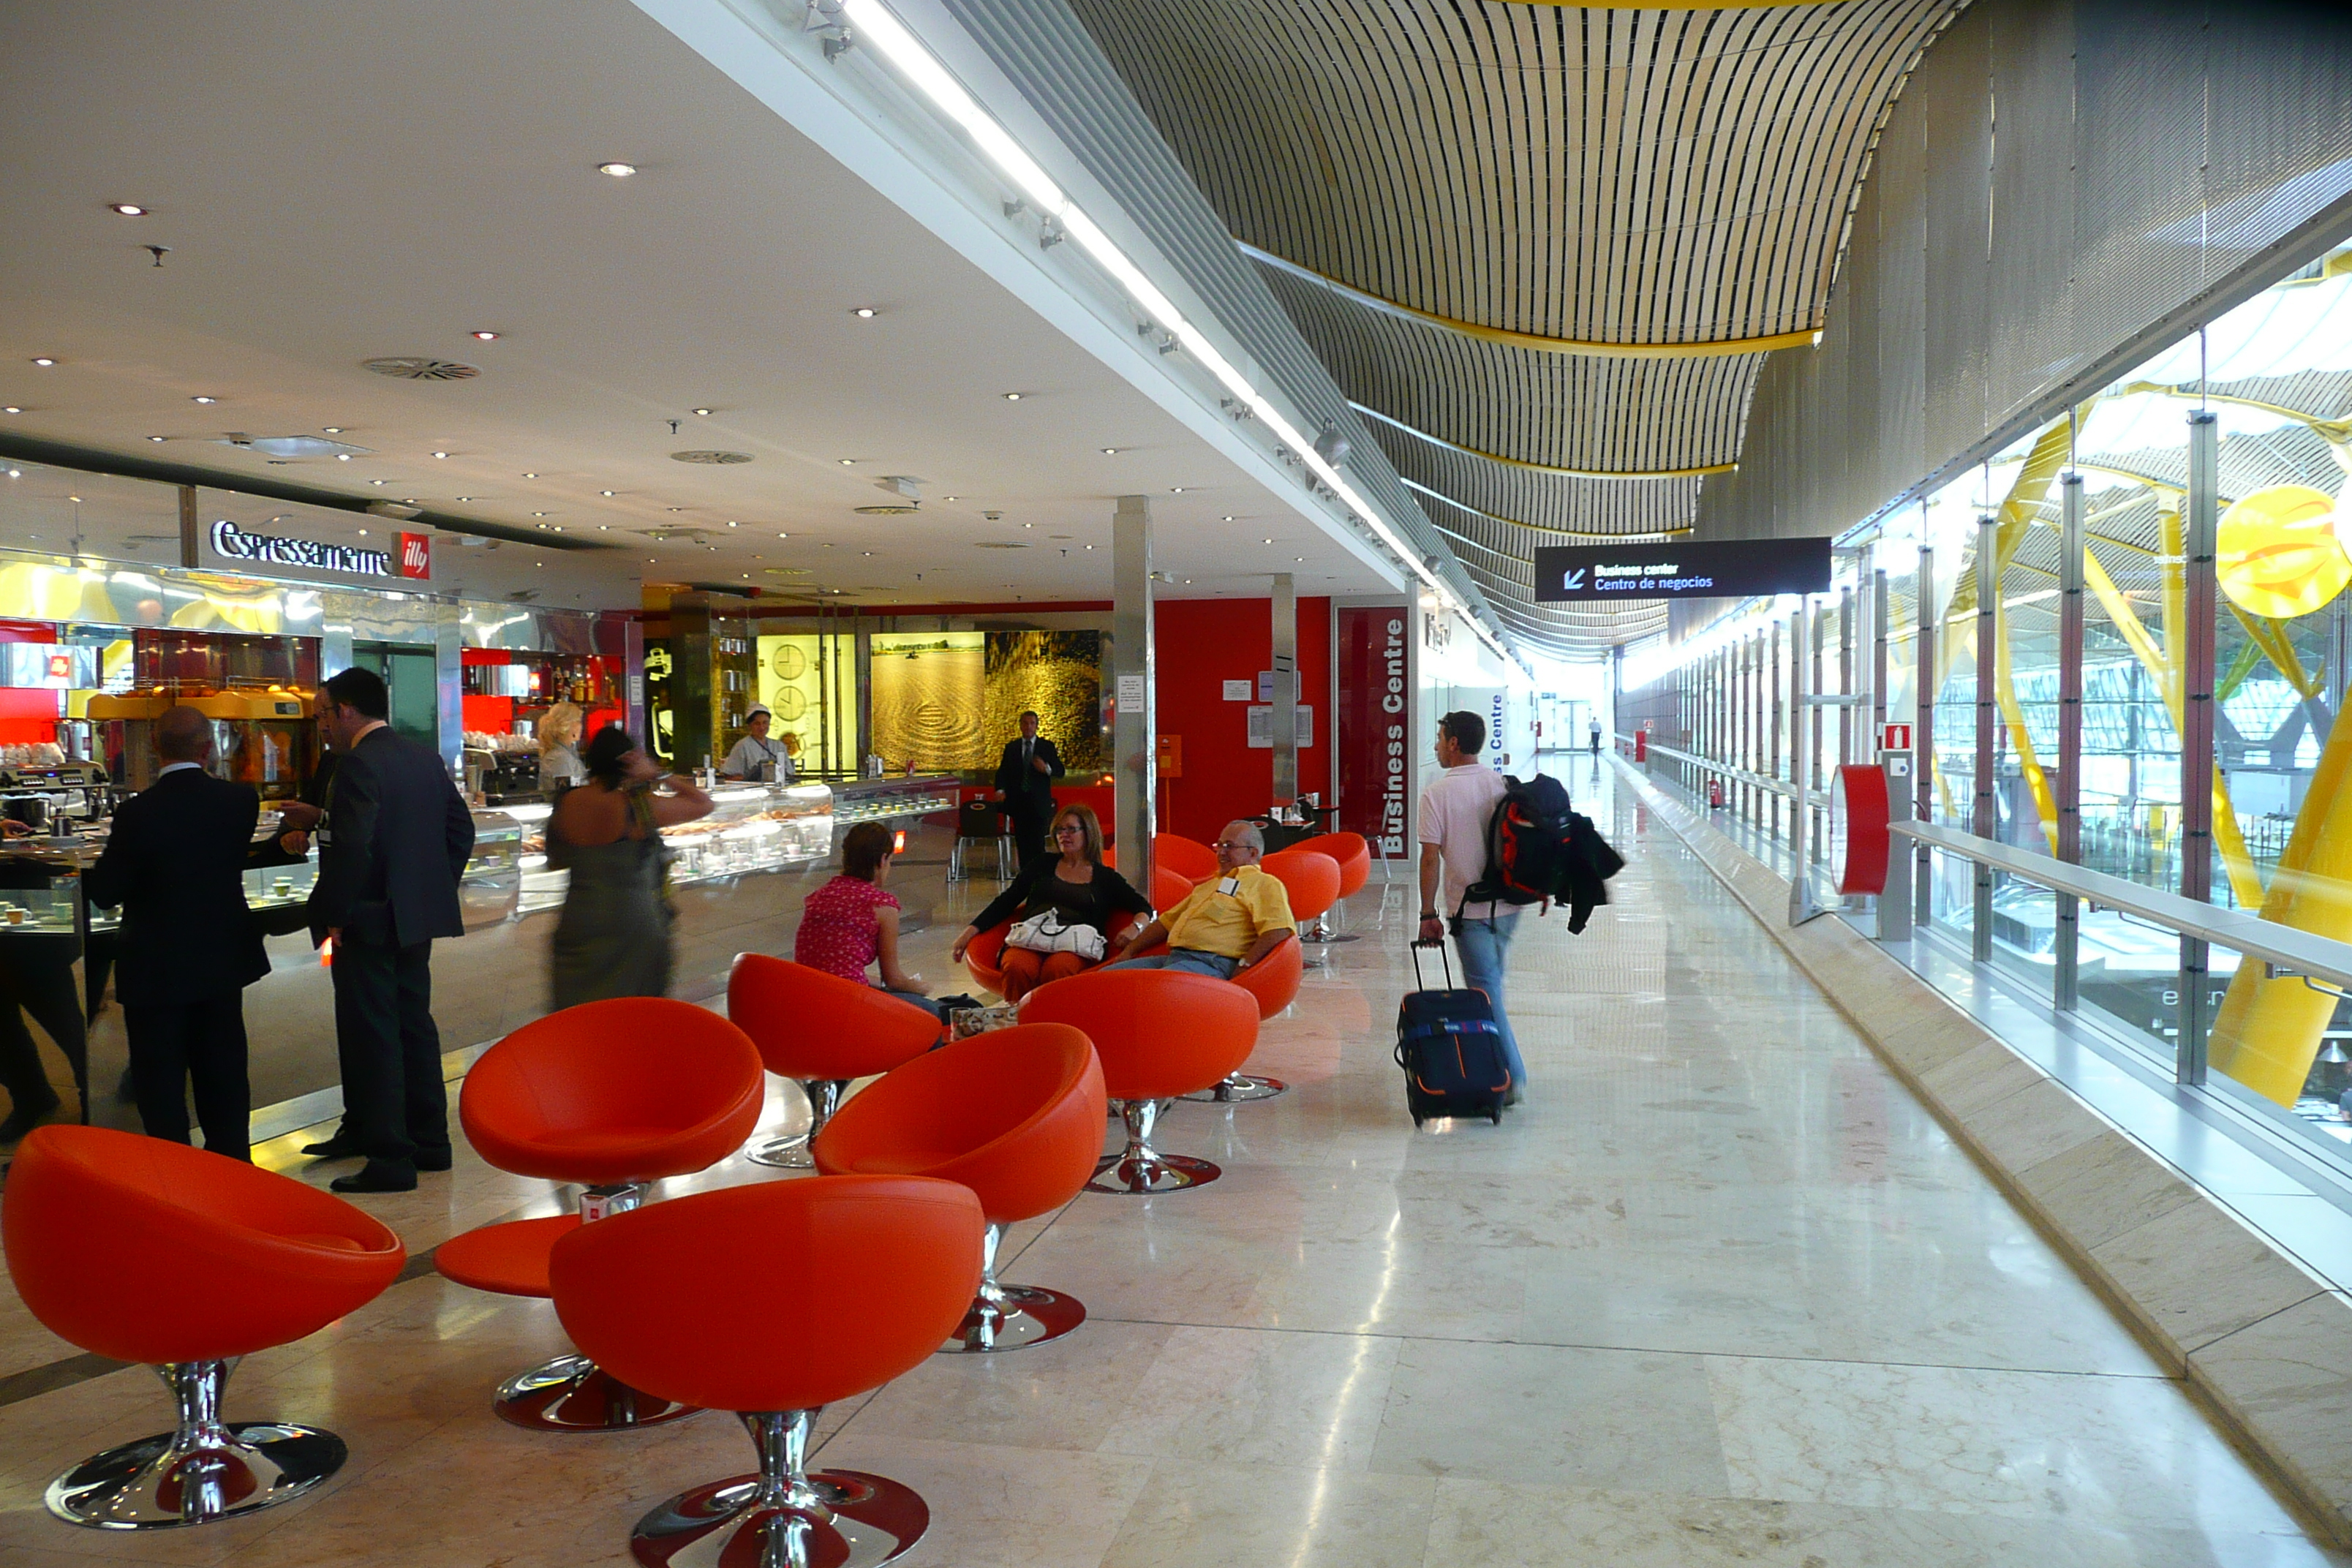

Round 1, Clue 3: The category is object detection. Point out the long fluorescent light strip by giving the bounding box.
[837,0,1508,657]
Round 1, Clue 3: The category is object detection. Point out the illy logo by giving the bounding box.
[398,532,432,580]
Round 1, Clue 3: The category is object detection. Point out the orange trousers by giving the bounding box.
[998,946,1093,1003]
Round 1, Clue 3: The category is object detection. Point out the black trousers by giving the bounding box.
[123,993,251,1162]
[0,960,81,1115]
[331,935,450,1166]
[1006,799,1050,873]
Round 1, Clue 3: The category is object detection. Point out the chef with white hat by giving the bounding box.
[719,705,793,783]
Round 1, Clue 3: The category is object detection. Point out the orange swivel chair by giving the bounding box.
[815,1023,1104,1352]
[1178,930,1303,1102]
[550,1176,982,1568]
[1153,832,1219,886]
[3,1126,404,1529]
[1022,968,1259,1194]
[1262,847,1343,965]
[728,954,943,1168]
[1293,831,1371,941]
[434,998,764,1432]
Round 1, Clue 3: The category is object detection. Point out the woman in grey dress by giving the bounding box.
[546,725,712,1009]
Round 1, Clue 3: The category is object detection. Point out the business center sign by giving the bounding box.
[1533,538,1831,602]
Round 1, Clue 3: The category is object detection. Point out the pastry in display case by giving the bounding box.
[508,780,836,913]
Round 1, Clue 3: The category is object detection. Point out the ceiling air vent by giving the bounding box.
[670,450,752,465]
[973,540,1029,549]
[362,357,480,381]
[855,504,919,516]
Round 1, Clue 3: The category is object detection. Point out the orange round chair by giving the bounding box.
[435,998,764,1432]
[1153,832,1219,885]
[1293,831,1371,941]
[1021,968,1259,1194]
[3,1126,404,1529]
[814,1023,1105,1352]
[550,1176,982,1568]
[1262,848,1342,942]
[1174,930,1302,1103]
[728,954,943,1167]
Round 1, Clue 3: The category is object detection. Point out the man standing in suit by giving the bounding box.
[81,706,269,1161]
[992,709,1063,873]
[287,667,475,1194]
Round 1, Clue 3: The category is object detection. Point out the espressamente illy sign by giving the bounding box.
[1533,538,1832,602]
[207,520,431,583]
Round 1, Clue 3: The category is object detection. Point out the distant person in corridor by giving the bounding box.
[1420,711,1528,1107]
[1589,715,1603,755]
[992,710,1063,873]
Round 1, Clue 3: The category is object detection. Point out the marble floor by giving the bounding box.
[0,761,2340,1566]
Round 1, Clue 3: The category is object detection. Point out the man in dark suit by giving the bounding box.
[286,666,474,1194]
[82,706,270,1161]
[992,709,1063,872]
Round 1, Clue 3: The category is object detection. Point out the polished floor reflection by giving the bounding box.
[0,758,2339,1565]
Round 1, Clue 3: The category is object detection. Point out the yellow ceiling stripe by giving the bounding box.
[1353,401,1735,480]
[1245,243,1820,359]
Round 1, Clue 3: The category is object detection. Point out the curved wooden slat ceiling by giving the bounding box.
[1063,0,1961,652]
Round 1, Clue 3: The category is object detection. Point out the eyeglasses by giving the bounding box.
[1053,826,1085,837]
[1211,840,1256,852]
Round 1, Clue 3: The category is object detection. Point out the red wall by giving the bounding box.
[1152,597,1331,843]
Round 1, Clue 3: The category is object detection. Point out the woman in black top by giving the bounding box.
[950,802,1150,1001]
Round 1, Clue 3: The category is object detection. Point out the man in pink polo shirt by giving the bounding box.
[1416,711,1527,1107]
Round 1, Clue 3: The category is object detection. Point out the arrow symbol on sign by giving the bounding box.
[1562,568,1586,591]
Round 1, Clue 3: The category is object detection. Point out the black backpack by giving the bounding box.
[1461,774,1623,929]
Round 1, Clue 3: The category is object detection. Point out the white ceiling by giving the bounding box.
[0,0,1391,612]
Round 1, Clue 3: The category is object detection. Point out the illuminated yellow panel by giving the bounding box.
[2217,484,2352,619]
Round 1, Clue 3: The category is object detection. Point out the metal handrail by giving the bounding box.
[1630,736,1833,810]
[1893,819,2352,994]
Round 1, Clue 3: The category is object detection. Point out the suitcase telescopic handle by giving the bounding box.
[1409,937,1454,990]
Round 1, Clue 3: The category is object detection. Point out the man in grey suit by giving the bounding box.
[283,667,474,1193]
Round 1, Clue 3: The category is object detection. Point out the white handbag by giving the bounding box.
[1003,910,1107,960]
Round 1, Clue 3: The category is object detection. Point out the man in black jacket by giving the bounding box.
[992,710,1063,872]
[288,667,474,1194]
[81,706,269,1161]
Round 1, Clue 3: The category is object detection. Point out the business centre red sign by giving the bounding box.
[1336,606,1411,857]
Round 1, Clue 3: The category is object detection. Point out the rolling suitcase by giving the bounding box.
[1395,940,1511,1126]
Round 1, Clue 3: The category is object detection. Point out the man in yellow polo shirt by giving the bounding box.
[1105,820,1295,979]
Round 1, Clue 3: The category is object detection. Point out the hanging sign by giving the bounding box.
[1533,538,1833,602]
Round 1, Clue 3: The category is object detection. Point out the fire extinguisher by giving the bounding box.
[1707,778,1725,809]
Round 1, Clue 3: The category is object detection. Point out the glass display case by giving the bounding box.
[827,775,961,825]
[508,781,837,914]
[0,855,86,936]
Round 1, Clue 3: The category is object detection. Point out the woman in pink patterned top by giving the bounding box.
[794,822,943,1018]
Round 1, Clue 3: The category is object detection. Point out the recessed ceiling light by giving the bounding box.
[455,496,474,502]
[943,495,959,502]
[1294,557,1305,562]
[532,511,549,517]
[147,435,166,442]
[598,162,638,177]
[666,506,685,512]
[323,426,344,434]
[433,451,450,459]
[1222,515,1235,521]
[726,520,738,527]
[1022,522,1033,529]
[600,489,615,497]
[470,331,500,342]
[1169,486,1186,493]
[336,453,352,461]
[369,478,388,486]
[838,459,855,467]
[189,394,215,403]
[1086,544,1096,550]
[862,551,873,557]
[777,532,789,539]
[598,524,610,530]
[1,407,19,415]
[851,306,878,319]
[4,470,18,479]
[693,407,712,417]
[356,528,368,536]
[1262,538,1273,544]
[521,472,538,478]
[1101,448,1120,456]
[1002,392,1023,401]
[707,545,719,552]
[108,203,146,216]
[30,358,56,367]
[647,557,658,563]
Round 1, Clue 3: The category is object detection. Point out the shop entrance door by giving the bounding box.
[352,642,437,751]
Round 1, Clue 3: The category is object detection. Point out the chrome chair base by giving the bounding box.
[1090,1149,1220,1194]
[745,1134,815,1170]
[941,1283,1086,1353]
[1180,1073,1288,1104]
[495,1353,699,1432]
[48,1423,344,1529]
[633,1469,926,1568]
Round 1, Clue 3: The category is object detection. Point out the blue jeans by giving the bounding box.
[878,986,947,1022]
[1102,949,1240,979]
[1452,914,1528,1089]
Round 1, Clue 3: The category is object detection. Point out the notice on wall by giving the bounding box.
[1116,674,1146,710]
[1222,679,1253,701]
[1246,705,1313,748]
[1533,537,1831,602]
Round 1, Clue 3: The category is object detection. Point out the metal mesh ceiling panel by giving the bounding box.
[1056,0,1959,652]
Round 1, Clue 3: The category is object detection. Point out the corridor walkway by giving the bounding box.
[0,761,2334,1566]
